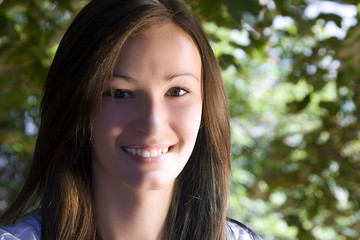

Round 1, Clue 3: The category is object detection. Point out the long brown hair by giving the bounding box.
[0,0,231,239]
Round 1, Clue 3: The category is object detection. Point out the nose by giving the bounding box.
[132,94,167,135]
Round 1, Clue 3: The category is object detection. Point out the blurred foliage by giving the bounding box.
[1,0,360,239]
[186,0,360,239]
[0,0,87,213]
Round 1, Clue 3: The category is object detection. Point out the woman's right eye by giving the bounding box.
[104,89,133,99]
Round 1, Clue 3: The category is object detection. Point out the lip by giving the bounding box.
[121,145,173,164]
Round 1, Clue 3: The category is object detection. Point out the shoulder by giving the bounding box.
[226,218,262,240]
[0,211,41,240]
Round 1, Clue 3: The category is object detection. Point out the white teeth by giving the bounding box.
[142,150,150,158]
[125,147,169,158]
[150,149,157,157]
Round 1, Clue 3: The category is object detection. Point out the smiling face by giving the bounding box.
[91,22,202,191]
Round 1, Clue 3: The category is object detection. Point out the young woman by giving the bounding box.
[0,0,261,239]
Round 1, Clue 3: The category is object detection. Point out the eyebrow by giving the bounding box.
[113,74,136,82]
[113,72,199,82]
[165,73,199,82]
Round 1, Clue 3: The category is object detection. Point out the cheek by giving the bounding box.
[170,99,202,145]
[92,104,133,143]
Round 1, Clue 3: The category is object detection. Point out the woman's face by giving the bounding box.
[91,22,202,191]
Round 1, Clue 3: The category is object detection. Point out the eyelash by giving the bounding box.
[103,87,189,99]
[103,89,133,99]
[166,87,189,97]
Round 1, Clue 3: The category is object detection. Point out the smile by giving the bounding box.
[123,146,169,158]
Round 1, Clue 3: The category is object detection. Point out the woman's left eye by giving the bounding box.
[166,87,188,97]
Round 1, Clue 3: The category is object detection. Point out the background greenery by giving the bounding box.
[1,0,359,239]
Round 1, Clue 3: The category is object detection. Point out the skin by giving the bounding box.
[91,22,202,240]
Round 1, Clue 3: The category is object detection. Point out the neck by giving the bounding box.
[94,176,173,240]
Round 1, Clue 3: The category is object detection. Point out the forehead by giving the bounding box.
[112,22,202,82]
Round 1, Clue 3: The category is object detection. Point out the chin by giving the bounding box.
[125,172,177,191]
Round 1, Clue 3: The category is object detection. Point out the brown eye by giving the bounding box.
[104,89,133,99]
[167,87,188,97]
